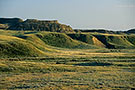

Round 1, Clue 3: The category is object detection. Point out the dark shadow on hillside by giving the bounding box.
[15,35,28,39]
[24,32,37,34]
[74,62,112,66]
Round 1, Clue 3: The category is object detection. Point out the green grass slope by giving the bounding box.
[67,33,135,49]
[126,35,135,45]
[1,29,135,58]
[15,34,58,52]
[67,33,105,48]
[0,30,99,58]
[93,34,135,49]
[36,32,99,49]
[0,35,48,58]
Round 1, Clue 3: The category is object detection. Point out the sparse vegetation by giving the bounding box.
[0,28,135,89]
[0,56,135,90]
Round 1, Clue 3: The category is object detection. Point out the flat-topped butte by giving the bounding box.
[0,18,73,32]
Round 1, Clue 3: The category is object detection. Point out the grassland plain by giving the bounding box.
[0,29,135,90]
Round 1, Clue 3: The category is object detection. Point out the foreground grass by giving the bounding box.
[0,56,135,90]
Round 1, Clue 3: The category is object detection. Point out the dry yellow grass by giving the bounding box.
[0,30,135,89]
[92,36,105,47]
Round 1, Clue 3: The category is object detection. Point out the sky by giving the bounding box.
[0,0,135,31]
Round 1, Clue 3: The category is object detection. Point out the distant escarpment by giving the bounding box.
[0,18,73,32]
[125,29,135,34]
[75,29,135,34]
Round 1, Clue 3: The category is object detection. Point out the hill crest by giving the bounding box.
[0,18,73,32]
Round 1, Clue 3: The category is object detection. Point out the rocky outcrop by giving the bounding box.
[0,18,73,32]
[0,18,23,25]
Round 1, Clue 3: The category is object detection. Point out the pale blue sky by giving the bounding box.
[0,0,135,30]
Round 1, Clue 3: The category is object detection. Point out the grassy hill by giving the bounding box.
[67,33,105,48]
[0,30,99,58]
[93,34,135,49]
[0,29,135,58]
[0,35,48,58]
[0,29,135,90]
[67,33,135,49]
[0,18,135,90]
[36,32,98,49]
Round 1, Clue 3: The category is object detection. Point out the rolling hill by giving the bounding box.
[0,29,135,58]
[0,30,100,57]
[0,35,48,57]
[0,18,135,58]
